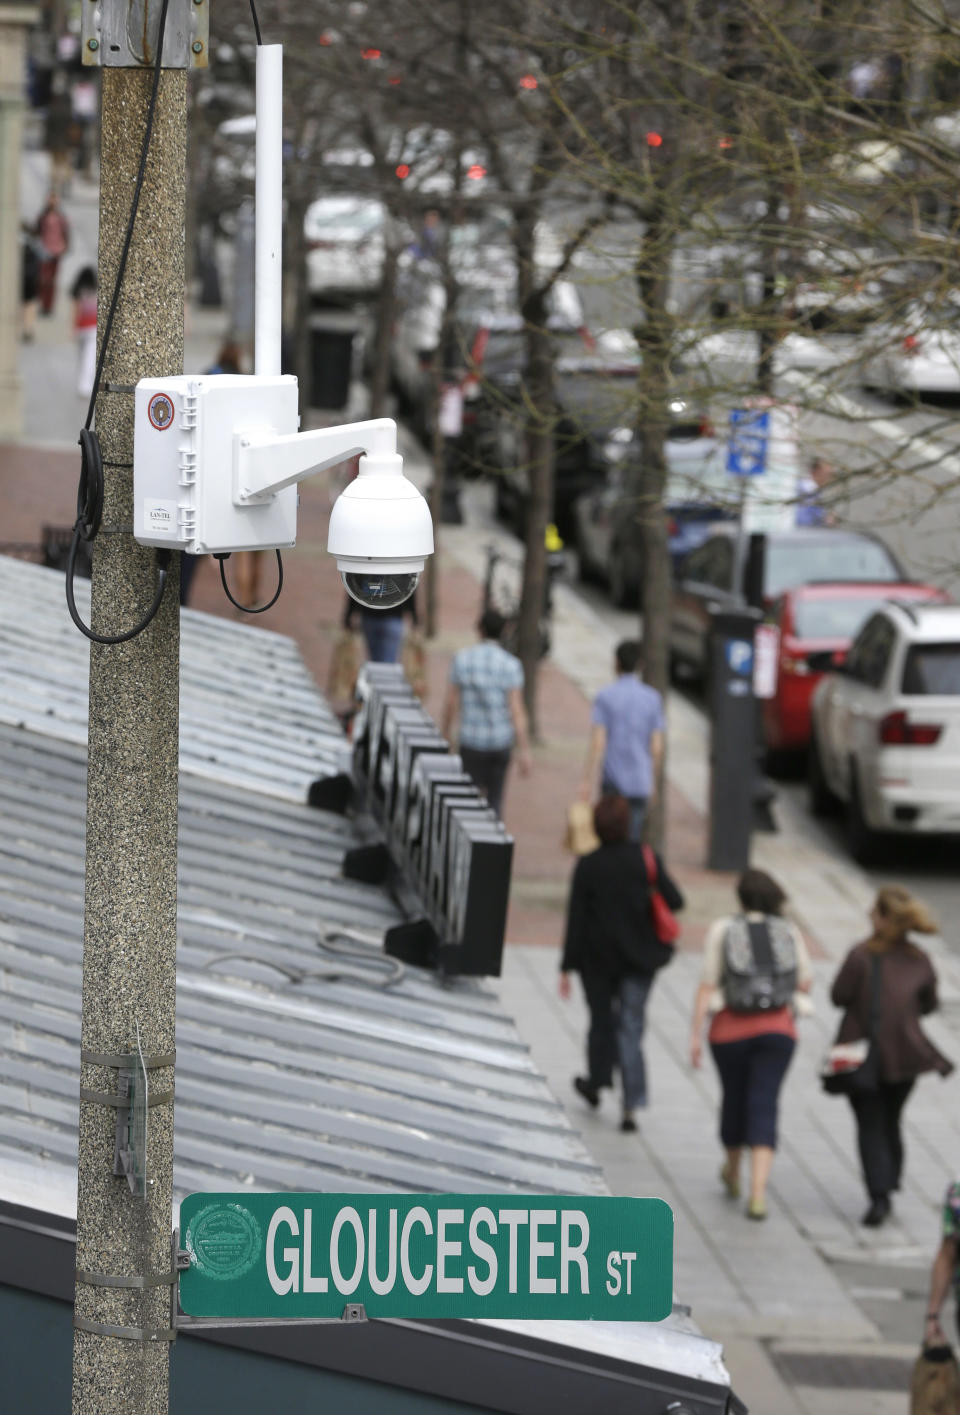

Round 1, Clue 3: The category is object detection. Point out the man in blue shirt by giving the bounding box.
[442,609,532,817]
[580,640,664,843]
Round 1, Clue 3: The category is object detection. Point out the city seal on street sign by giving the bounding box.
[179,1193,673,1322]
[186,1201,263,1283]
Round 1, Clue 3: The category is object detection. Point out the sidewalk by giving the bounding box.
[7,148,959,1414]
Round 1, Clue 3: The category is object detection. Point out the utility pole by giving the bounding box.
[72,4,200,1410]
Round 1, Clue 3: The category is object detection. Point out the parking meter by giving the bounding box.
[707,606,762,872]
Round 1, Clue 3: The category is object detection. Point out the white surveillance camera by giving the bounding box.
[327,452,434,610]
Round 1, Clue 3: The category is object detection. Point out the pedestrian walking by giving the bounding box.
[33,190,70,316]
[44,73,73,195]
[441,608,531,817]
[690,869,812,1220]
[560,794,684,1133]
[70,266,98,398]
[580,639,664,843]
[344,590,419,667]
[911,1180,960,1415]
[922,1180,960,1348]
[20,229,39,342]
[829,886,953,1228]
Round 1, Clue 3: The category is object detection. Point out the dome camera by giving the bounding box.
[327,451,433,610]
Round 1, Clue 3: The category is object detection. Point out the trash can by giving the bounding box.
[309,321,355,410]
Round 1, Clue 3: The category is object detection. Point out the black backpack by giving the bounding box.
[722,916,797,1014]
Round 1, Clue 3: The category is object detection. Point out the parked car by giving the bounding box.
[761,581,950,757]
[305,197,388,300]
[861,297,960,397]
[390,279,586,448]
[493,331,709,540]
[572,438,735,607]
[670,526,906,681]
[809,602,960,861]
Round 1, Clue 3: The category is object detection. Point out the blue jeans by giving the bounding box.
[362,613,404,664]
[581,969,653,1111]
[602,780,647,844]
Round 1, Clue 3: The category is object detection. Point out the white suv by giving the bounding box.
[809,601,960,861]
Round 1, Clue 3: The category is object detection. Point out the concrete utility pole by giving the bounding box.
[72,12,191,1411]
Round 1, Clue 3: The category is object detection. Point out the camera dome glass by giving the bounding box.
[341,569,420,610]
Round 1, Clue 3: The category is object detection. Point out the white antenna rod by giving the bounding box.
[255,44,283,376]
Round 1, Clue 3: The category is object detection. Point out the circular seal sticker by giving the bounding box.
[186,1202,263,1282]
[147,392,175,431]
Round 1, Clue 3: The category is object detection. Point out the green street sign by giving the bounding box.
[179,1193,673,1322]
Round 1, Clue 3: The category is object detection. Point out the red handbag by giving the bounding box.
[642,844,680,945]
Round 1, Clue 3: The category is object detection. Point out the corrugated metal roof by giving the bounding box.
[0,556,349,799]
[0,556,605,1215]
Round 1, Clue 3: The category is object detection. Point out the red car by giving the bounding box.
[762,581,951,755]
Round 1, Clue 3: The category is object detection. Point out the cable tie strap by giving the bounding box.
[77,1267,177,1290]
[102,381,137,394]
[74,1316,175,1343]
[80,1087,174,1109]
[81,1049,175,1070]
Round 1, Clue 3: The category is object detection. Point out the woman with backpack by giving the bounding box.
[690,869,812,1220]
[829,887,952,1228]
[560,793,684,1134]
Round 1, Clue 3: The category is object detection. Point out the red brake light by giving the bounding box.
[902,334,919,355]
[879,710,941,746]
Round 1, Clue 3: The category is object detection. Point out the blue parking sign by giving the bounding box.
[727,409,770,477]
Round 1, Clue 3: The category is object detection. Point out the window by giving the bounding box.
[685,537,732,590]
[792,594,888,640]
[845,615,896,688]
[764,538,900,599]
[902,643,960,695]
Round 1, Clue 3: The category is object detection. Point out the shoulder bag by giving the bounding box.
[820,954,882,1096]
[642,844,680,945]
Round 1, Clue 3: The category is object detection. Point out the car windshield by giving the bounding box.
[902,644,960,695]
[792,594,894,639]
[665,454,735,506]
[765,540,899,598]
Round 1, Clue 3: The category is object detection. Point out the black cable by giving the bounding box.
[66,0,173,645]
[214,550,284,613]
[248,0,263,45]
[83,0,171,434]
[65,539,172,646]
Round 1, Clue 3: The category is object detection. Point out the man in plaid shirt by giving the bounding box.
[442,609,532,817]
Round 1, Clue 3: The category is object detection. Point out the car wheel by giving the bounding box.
[609,544,638,609]
[495,476,515,528]
[764,747,793,779]
[807,732,839,816]
[575,525,599,584]
[846,767,882,865]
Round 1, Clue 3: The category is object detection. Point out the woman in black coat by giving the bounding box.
[559,794,684,1132]
[831,885,952,1227]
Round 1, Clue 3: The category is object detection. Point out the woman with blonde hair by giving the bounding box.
[831,886,953,1227]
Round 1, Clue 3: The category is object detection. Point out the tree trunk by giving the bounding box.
[369,238,400,418]
[516,277,554,737]
[284,192,310,394]
[634,199,675,849]
[424,247,458,639]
